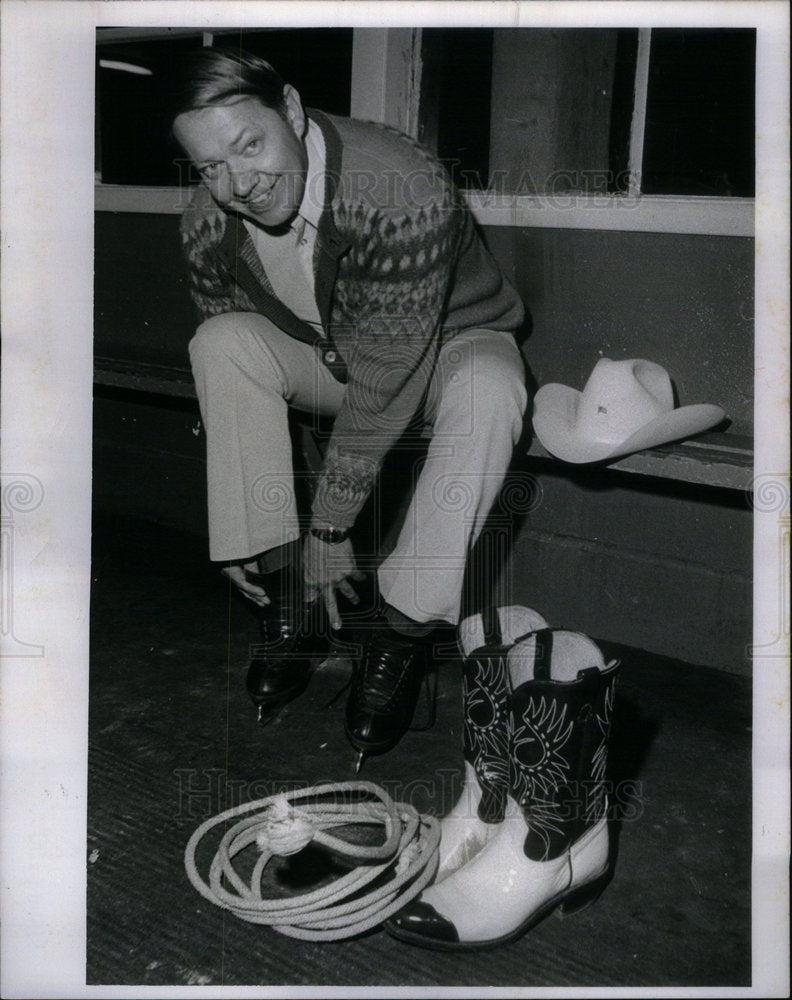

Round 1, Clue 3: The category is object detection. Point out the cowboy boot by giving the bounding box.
[246,565,329,723]
[386,628,619,949]
[435,605,548,882]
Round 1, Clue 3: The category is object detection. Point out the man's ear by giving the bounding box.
[283,84,307,139]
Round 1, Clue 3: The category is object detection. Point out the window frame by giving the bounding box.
[94,27,755,238]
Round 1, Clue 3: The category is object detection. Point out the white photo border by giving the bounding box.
[1,2,788,998]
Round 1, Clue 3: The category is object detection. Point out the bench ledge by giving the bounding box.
[94,357,754,492]
[526,431,754,492]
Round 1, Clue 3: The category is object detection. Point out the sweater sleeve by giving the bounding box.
[311,192,466,529]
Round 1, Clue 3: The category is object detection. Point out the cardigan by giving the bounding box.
[180,109,525,528]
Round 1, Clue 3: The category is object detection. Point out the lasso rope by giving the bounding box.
[184,781,440,941]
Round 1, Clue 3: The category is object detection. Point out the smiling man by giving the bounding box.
[172,46,527,766]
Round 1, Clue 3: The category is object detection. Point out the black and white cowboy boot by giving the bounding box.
[435,606,548,882]
[386,628,619,949]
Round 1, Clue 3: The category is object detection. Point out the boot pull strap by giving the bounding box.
[577,665,602,701]
[481,606,502,646]
[532,628,554,681]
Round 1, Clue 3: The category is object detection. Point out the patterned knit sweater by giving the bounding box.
[180,110,524,528]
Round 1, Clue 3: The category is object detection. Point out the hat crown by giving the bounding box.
[575,359,674,445]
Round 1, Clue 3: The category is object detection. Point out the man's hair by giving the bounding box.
[171,46,287,121]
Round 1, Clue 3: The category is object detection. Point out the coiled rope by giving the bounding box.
[184,781,440,941]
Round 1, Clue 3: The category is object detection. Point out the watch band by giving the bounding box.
[309,526,350,544]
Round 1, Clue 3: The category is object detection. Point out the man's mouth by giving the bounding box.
[246,181,276,211]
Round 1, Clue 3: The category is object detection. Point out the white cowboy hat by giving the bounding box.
[532,358,726,464]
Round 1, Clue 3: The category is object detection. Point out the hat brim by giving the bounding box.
[533,383,726,464]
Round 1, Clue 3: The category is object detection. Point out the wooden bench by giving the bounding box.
[94,356,754,493]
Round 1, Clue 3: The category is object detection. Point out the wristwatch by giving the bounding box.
[309,526,350,544]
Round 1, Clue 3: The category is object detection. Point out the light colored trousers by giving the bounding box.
[189,312,527,625]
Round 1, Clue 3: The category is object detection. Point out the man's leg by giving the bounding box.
[189,311,346,563]
[346,329,526,766]
[377,328,527,626]
[189,311,346,719]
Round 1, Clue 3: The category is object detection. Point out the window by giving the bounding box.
[641,29,755,197]
[419,27,755,200]
[96,27,354,187]
[96,33,201,186]
[418,29,495,191]
[95,26,755,235]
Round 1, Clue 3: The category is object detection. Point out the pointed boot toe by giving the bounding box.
[385,900,460,948]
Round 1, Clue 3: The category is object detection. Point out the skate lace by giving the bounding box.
[260,599,311,647]
[358,632,417,709]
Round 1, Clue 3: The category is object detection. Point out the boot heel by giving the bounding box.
[559,870,611,916]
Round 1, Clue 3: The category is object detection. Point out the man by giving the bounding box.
[172,47,527,766]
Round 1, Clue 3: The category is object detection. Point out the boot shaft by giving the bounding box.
[507,629,619,862]
[459,606,549,824]
[461,643,511,823]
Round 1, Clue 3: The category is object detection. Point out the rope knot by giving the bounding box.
[395,839,422,876]
[255,794,315,856]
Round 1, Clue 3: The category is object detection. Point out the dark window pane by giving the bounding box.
[642,29,755,196]
[419,29,493,190]
[608,29,640,193]
[97,33,204,186]
[96,28,353,186]
[221,28,353,117]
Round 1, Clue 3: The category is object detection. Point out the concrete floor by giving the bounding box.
[87,511,751,988]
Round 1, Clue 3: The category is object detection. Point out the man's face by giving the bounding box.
[174,89,308,228]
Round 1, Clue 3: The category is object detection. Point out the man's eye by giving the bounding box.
[200,163,220,179]
[245,139,261,154]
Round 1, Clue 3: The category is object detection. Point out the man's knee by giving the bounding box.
[460,342,528,424]
[477,353,526,405]
[188,312,245,369]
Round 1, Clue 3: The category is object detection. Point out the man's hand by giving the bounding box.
[303,535,364,630]
[221,559,271,609]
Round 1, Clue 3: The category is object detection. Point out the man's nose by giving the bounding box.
[230,166,258,200]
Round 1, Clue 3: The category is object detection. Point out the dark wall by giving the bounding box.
[486,226,754,434]
[491,463,752,674]
[482,225,753,673]
[94,212,194,365]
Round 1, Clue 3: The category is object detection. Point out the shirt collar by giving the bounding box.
[297,118,325,231]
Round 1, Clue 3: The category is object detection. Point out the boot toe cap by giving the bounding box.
[345,708,391,746]
[246,659,310,703]
[385,900,460,946]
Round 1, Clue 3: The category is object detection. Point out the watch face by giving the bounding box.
[312,527,347,543]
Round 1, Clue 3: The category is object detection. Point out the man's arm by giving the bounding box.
[310,194,467,530]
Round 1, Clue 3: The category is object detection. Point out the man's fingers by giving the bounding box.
[324,586,342,631]
[238,583,270,607]
[337,579,359,604]
[221,565,270,607]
